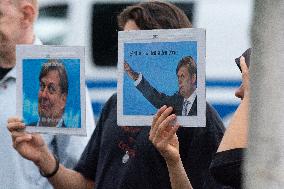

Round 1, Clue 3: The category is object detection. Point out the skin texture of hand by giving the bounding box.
[7,117,51,168]
[149,105,180,164]
[7,118,95,189]
[124,61,139,81]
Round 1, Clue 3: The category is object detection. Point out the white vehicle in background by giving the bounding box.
[35,0,253,126]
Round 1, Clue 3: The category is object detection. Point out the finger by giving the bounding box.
[7,117,22,124]
[162,125,180,145]
[150,106,173,141]
[152,105,167,129]
[11,131,30,140]
[13,135,33,148]
[155,106,174,129]
[152,113,177,144]
[150,105,167,141]
[7,121,25,132]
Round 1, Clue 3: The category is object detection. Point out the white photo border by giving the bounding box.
[16,45,86,135]
[117,28,206,127]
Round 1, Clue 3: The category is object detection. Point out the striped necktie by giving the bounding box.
[182,100,190,116]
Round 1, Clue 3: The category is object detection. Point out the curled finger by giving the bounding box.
[7,121,25,132]
[14,134,33,148]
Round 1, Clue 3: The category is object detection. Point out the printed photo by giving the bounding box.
[16,45,86,135]
[117,28,206,127]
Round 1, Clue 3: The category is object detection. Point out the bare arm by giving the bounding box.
[166,159,193,189]
[7,117,94,189]
[149,106,193,189]
[217,57,249,152]
[47,165,94,189]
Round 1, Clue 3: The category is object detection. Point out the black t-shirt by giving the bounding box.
[210,148,244,189]
[74,94,227,189]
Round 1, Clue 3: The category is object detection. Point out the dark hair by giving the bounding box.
[118,1,192,30]
[176,56,197,78]
[39,59,68,96]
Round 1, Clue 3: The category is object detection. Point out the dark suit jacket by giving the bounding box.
[136,75,197,116]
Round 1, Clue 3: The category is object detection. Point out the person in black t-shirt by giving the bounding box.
[7,1,227,189]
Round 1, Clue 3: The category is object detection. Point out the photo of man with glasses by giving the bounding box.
[35,59,69,127]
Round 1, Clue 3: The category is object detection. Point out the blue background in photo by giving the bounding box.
[123,41,197,115]
[23,59,81,128]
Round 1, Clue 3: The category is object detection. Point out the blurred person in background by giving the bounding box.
[0,0,95,188]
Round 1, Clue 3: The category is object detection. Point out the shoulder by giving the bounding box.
[102,93,117,112]
[210,148,245,188]
[97,93,118,125]
[205,102,225,132]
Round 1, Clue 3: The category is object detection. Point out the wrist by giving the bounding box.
[165,156,182,168]
[133,72,139,80]
[37,152,59,178]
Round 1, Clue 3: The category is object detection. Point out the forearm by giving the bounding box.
[49,165,94,189]
[166,159,193,189]
[38,152,94,189]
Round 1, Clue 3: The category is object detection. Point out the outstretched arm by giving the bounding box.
[149,106,193,189]
[7,117,94,189]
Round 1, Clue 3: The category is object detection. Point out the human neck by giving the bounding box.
[0,61,15,69]
[20,29,35,44]
[184,87,196,99]
[0,53,16,69]
[0,32,35,68]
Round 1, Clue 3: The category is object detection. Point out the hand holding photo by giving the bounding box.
[16,45,86,135]
[117,28,206,127]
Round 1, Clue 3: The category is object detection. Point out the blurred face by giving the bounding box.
[177,65,196,98]
[38,70,66,123]
[0,0,23,68]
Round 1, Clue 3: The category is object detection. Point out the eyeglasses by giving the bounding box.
[40,82,60,95]
[235,48,251,72]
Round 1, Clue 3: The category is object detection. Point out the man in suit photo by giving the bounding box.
[124,56,197,116]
